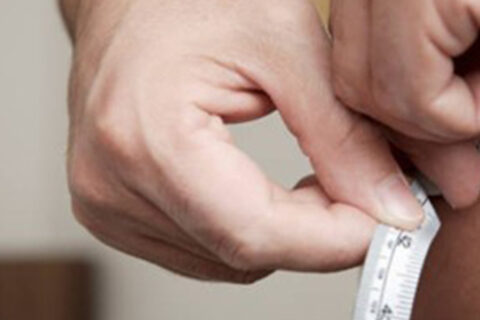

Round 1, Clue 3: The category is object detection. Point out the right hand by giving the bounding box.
[65,0,424,282]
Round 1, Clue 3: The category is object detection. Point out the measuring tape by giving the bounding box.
[353,180,441,320]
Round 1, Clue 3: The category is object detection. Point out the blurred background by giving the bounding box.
[0,1,362,319]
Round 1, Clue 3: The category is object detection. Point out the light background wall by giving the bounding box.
[0,1,361,319]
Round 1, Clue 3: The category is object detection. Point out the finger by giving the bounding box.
[260,184,378,271]
[331,0,449,141]
[129,80,414,271]
[72,196,219,262]
[120,2,419,271]
[368,0,480,139]
[72,200,269,283]
[135,233,273,283]
[185,55,275,123]
[125,99,381,271]
[389,133,480,208]
[138,137,378,271]
[95,225,269,283]
[293,174,330,207]
[330,0,371,113]
[251,8,424,229]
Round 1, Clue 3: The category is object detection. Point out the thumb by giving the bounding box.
[252,20,423,229]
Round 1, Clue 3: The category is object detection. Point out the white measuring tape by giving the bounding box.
[353,180,441,320]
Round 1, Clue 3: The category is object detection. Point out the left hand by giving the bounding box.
[329,0,480,207]
[330,0,480,141]
[387,133,480,207]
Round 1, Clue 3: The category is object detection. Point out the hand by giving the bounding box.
[388,133,480,207]
[330,0,480,207]
[331,0,480,141]
[65,0,423,282]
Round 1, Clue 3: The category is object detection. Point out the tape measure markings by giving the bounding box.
[352,180,441,320]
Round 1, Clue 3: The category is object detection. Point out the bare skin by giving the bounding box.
[60,0,438,283]
[331,0,480,141]
[59,1,480,303]
[412,198,480,320]
[327,0,480,315]
[58,0,480,317]
[329,0,480,207]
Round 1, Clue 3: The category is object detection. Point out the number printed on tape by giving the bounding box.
[352,180,441,320]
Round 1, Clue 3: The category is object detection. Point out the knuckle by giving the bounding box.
[68,154,114,212]
[86,78,141,167]
[68,158,98,205]
[216,229,270,271]
[91,107,137,166]
[70,201,103,235]
[227,240,265,271]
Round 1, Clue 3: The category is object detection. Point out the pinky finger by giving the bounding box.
[93,226,272,284]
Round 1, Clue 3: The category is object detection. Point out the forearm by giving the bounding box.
[412,198,480,319]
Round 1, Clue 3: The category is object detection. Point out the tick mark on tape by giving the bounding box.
[353,180,441,320]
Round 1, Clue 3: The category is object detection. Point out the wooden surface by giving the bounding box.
[0,259,94,320]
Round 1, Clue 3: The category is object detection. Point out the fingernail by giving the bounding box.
[376,174,424,230]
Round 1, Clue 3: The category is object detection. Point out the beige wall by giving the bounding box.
[0,1,359,319]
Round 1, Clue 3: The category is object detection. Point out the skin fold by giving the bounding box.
[412,198,480,319]
[326,0,480,315]
[58,2,480,316]
[60,0,433,282]
[330,0,480,141]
